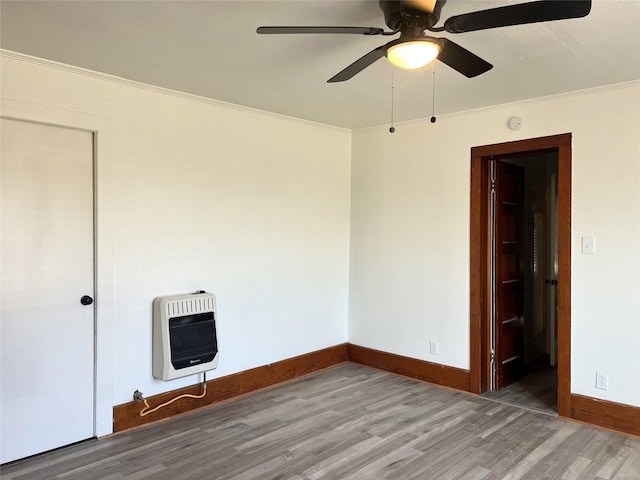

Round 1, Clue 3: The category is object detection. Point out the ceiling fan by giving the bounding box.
[257,0,592,82]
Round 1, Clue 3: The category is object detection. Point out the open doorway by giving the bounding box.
[482,152,559,415]
[469,133,572,418]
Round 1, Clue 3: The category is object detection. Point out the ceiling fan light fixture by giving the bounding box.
[386,39,441,70]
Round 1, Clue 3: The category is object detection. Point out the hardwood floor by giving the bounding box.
[2,363,639,479]
[481,365,558,416]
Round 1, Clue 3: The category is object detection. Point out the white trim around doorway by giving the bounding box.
[1,97,115,437]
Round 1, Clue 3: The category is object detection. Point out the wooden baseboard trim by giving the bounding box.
[347,344,470,392]
[571,394,640,437]
[115,344,638,438]
[113,343,348,432]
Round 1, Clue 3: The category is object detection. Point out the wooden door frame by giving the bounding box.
[469,133,572,417]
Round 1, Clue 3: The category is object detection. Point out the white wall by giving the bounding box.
[1,54,352,433]
[349,83,640,407]
[3,50,639,426]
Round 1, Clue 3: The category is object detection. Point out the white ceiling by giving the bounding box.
[1,0,639,129]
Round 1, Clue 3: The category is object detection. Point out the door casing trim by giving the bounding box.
[469,133,572,417]
[1,98,116,437]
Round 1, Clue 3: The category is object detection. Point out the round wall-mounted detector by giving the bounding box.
[508,116,522,130]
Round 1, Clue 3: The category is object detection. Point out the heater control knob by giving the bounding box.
[80,295,94,306]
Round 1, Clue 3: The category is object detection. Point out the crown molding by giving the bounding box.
[0,49,350,133]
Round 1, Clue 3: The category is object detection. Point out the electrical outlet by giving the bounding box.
[595,373,608,390]
[429,340,438,355]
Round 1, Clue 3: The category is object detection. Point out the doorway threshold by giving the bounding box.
[480,394,558,418]
[480,365,558,417]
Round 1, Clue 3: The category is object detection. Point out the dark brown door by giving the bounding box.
[494,161,525,389]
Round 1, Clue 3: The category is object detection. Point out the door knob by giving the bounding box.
[80,295,94,306]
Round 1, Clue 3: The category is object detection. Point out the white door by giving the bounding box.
[1,118,95,463]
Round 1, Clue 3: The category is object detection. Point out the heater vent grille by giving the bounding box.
[165,296,215,317]
[153,292,219,381]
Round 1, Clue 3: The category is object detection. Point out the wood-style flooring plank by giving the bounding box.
[2,363,639,480]
[481,365,558,416]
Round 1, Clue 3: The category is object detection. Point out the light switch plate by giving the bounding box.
[582,236,596,254]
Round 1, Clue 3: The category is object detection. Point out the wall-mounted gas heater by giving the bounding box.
[152,292,219,381]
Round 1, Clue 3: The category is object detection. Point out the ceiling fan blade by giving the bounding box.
[257,26,383,35]
[437,38,493,78]
[327,45,387,83]
[443,0,592,33]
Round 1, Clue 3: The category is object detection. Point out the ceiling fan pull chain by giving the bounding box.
[389,66,396,133]
[430,61,437,124]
